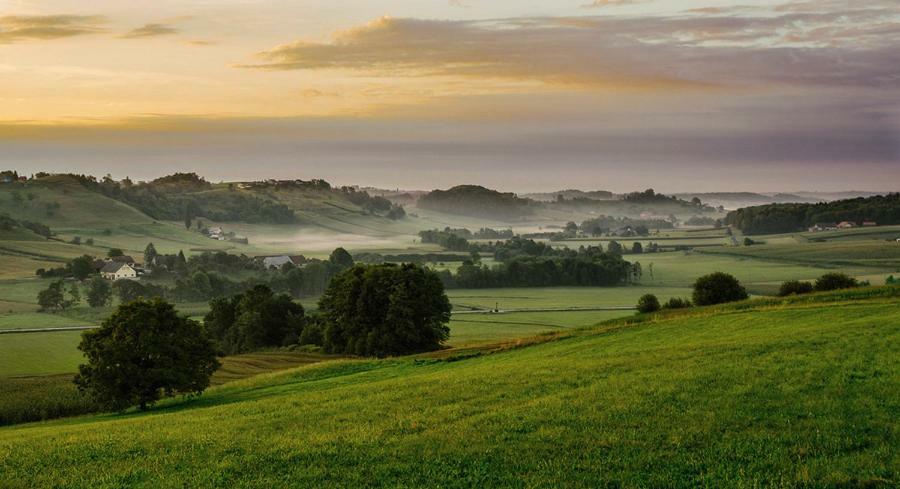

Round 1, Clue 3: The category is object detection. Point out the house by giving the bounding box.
[101,262,138,280]
[808,223,838,232]
[862,221,877,227]
[261,255,306,269]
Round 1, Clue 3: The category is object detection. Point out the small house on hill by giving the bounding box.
[101,262,137,281]
[837,221,857,229]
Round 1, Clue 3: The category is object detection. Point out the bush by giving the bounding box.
[692,272,748,306]
[814,273,858,292]
[636,294,660,313]
[778,280,814,297]
[662,297,692,309]
[319,263,451,357]
[75,298,220,411]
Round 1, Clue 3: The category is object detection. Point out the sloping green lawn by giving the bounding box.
[1,289,897,487]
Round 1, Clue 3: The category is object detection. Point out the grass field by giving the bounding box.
[1,287,896,487]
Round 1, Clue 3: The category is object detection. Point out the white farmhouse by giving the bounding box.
[101,262,138,281]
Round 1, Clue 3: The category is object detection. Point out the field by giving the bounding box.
[1,288,896,487]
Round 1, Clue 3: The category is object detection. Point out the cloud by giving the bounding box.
[120,23,179,39]
[0,14,106,43]
[244,6,900,91]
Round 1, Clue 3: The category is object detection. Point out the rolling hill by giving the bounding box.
[1,287,896,487]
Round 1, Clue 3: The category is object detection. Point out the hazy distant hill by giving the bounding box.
[417,185,534,221]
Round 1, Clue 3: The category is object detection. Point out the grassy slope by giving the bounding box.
[1,289,897,487]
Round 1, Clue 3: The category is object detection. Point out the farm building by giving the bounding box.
[808,223,838,232]
[261,255,306,269]
[101,262,138,281]
[837,221,857,229]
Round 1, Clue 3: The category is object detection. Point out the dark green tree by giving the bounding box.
[204,285,305,354]
[329,247,355,270]
[107,248,124,258]
[778,280,814,297]
[692,272,748,306]
[143,243,158,267]
[86,276,112,307]
[814,273,858,292]
[69,255,95,281]
[636,294,660,313]
[606,240,623,257]
[37,280,68,311]
[662,297,692,309]
[319,263,451,357]
[68,283,81,306]
[75,298,220,411]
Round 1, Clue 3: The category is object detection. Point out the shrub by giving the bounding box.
[778,280,814,297]
[662,297,692,309]
[636,294,660,313]
[693,272,748,306]
[75,298,220,411]
[814,273,858,292]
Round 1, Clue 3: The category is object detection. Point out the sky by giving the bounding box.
[0,0,898,192]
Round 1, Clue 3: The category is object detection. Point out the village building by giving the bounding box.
[808,223,838,232]
[101,262,138,280]
[837,221,857,229]
[261,255,307,269]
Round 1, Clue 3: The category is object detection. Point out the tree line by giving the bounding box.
[725,193,900,234]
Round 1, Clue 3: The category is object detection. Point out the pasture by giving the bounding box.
[1,288,896,487]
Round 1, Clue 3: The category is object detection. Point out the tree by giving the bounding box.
[631,242,643,254]
[636,294,660,313]
[69,255,95,281]
[204,285,306,354]
[319,264,451,357]
[144,243,158,268]
[778,280,813,297]
[692,272,748,306]
[114,279,151,303]
[606,240,623,257]
[37,280,68,311]
[329,247,354,269]
[564,221,578,233]
[86,276,112,307]
[75,298,220,411]
[68,283,81,306]
[107,248,124,258]
[814,273,858,292]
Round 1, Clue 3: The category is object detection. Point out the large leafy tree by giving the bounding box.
[75,298,220,411]
[319,263,451,357]
[37,280,69,310]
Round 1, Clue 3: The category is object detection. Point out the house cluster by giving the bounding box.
[94,256,143,281]
[0,172,27,184]
[260,255,307,269]
[808,220,877,232]
[207,227,225,240]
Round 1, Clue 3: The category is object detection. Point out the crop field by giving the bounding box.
[701,240,900,270]
[1,288,896,487]
[0,330,85,377]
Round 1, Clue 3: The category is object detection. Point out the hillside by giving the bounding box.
[417,185,535,221]
[2,288,897,487]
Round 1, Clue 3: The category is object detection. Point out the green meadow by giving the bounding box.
[1,288,896,487]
